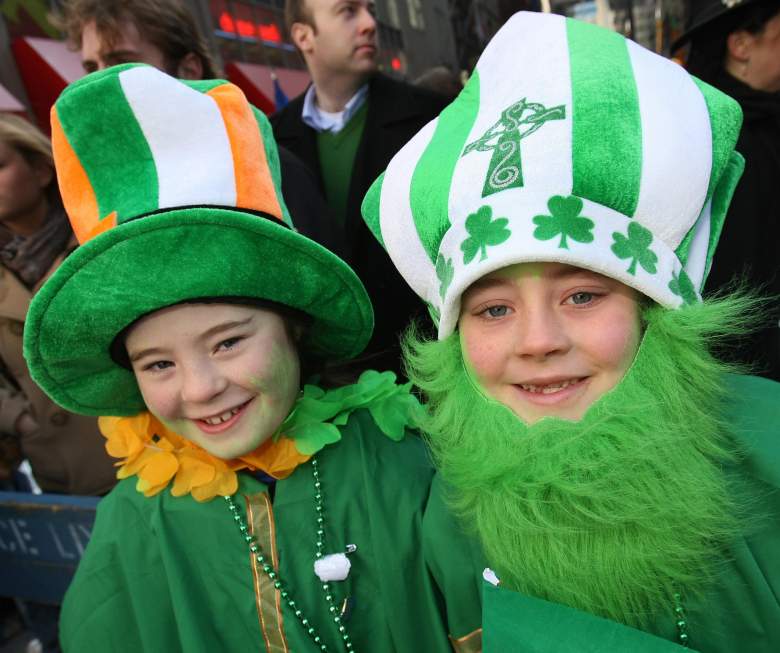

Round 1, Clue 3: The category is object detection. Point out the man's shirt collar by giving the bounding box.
[302,84,369,134]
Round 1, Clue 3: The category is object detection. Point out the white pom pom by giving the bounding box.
[483,568,500,586]
[314,553,352,582]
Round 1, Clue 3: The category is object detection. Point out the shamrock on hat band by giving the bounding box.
[362,12,744,338]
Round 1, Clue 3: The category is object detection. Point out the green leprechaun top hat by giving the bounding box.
[362,11,745,339]
[23,64,372,416]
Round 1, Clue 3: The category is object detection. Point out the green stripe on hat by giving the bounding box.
[691,77,742,204]
[676,77,743,266]
[704,151,744,278]
[409,71,481,263]
[56,71,158,223]
[186,79,227,94]
[568,19,642,217]
[362,171,385,248]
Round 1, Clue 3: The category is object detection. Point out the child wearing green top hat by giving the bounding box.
[362,11,780,653]
[23,64,483,651]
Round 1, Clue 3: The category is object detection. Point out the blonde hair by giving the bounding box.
[0,113,56,197]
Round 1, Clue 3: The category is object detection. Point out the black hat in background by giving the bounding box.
[672,0,763,51]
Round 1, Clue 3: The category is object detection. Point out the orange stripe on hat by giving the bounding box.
[206,84,284,223]
[50,107,106,244]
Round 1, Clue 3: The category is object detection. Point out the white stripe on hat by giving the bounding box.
[449,12,573,223]
[627,40,711,247]
[379,119,439,304]
[119,67,237,210]
[682,197,712,293]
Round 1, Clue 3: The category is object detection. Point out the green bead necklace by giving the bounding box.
[673,591,689,647]
[225,456,354,652]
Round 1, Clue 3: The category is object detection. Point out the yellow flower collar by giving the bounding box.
[99,371,420,502]
[99,412,310,502]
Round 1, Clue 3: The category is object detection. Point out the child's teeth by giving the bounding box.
[520,379,578,393]
[204,406,242,425]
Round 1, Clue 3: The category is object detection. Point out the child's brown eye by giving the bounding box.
[146,360,174,372]
[217,337,242,351]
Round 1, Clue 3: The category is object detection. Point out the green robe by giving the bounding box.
[481,374,780,652]
[59,409,484,652]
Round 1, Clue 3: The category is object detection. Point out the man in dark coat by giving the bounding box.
[272,0,448,376]
[676,0,780,381]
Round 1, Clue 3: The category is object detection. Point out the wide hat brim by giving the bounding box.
[24,207,373,416]
[672,0,761,51]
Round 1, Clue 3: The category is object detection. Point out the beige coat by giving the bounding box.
[0,252,116,495]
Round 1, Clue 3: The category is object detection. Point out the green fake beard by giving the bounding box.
[405,301,743,627]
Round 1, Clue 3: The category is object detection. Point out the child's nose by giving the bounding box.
[514,307,571,360]
[180,361,228,404]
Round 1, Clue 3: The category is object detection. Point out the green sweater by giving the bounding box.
[59,409,483,652]
[317,102,368,227]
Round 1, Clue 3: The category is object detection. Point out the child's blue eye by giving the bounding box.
[485,305,508,318]
[569,292,594,305]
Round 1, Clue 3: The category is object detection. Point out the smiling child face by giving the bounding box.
[126,303,300,459]
[458,262,642,424]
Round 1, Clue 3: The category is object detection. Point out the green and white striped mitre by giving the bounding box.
[362,11,744,339]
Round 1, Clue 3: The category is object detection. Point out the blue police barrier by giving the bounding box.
[0,492,98,604]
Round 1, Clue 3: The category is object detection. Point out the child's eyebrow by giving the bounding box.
[197,317,253,342]
[466,277,514,293]
[128,318,254,363]
[128,346,165,363]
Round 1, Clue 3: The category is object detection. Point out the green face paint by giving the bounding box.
[490,262,545,280]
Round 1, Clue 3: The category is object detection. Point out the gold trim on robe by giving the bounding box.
[246,491,290,652]
[450,627,483,653]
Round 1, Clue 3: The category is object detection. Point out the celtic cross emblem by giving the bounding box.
[462,98,566,198]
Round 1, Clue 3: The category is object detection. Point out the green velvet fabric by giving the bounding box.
[24,209,373,415]
[568,18,643,219]
[55,66,159,224]
[478,374,780,652]
[52,66,294,229]
[59,410,483,651]
[317,101,368,227]
[407,70,481,264]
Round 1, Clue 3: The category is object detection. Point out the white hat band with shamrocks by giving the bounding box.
[362,11,744,338]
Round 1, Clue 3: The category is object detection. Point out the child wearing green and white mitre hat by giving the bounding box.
[362,11,780,653]
[23,65,483,652]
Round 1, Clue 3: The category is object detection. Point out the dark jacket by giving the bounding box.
[271,74,449,376]
[277,146,346,258]
[702,71,780,381]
